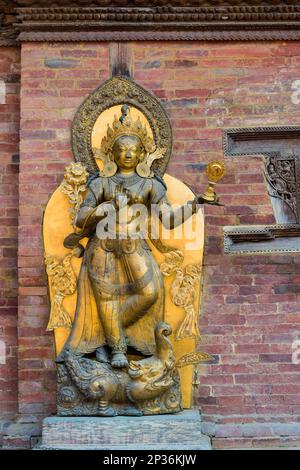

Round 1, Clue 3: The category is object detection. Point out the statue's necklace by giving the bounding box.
[111,173,141,187]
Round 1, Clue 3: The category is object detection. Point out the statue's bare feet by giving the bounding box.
[111,352,128,368]
[95,346,109,363]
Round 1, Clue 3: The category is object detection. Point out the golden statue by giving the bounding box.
[43,77,224,416]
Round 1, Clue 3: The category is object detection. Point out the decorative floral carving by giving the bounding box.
[265,154,299,223]
[45,252,77,331]
[60,162,89,227]
[159,250,184,276]
[160,252,202,341]
[172,264,202,340]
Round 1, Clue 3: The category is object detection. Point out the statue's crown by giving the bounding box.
[100,105,155,155]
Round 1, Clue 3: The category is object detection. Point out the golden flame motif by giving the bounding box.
[206,161,226,183]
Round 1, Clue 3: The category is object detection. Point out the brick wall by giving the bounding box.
[132,41,300,448]
[0,46,20,429]
[5,40,300,448]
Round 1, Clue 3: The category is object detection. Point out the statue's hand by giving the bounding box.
[95,201,115,217]
[100,201,115,211]
[196,193,223,206]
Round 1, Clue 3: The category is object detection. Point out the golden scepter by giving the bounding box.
[184,160,225,206]
[201,160,225,204]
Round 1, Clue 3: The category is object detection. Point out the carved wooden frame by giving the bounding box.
[223,126,300,158]
[1,3,300,44]
[223,126,300,253]
[224,224,300,254]
[71,75,173,175]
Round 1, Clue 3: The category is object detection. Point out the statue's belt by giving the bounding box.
[87,264,154,296]
[100,238,137,254]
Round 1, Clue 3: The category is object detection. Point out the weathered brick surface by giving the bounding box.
[2,40,300,448]
[212,436,300,449]
[131,41,300,427]
[0,46,20,421]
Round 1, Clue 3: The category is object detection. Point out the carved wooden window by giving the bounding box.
[223,127,300,253]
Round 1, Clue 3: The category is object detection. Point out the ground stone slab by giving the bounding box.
[37,410,211,450]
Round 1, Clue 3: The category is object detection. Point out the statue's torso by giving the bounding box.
[98,174,153,206]
[84,174,163,294]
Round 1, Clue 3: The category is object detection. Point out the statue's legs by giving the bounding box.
[93,291,127,353]
[92,278,159,368]
[89,246,162,368]
[121,280,159,328]
[119,248,160,327]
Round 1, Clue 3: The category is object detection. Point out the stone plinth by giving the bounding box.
[37,410,211,450]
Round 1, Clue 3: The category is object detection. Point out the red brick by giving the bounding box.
[2,436,31,449]
[0,46,20,423]
[235,344,270,354]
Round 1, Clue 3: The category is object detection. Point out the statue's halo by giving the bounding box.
[71,76,173,176]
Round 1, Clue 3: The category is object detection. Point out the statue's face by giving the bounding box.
[112,135,144,171]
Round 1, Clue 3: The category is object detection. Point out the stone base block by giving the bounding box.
[37,410,211,450]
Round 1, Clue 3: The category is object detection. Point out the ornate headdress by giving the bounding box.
[93,105,165,178]
[101,105,155,155]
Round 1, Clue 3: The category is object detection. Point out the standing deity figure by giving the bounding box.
[58,106,217,369]
[44,77,224,416]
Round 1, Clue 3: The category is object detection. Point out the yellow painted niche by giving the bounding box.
[43,173,204,408]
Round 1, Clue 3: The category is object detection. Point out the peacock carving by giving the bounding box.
[127,323,176,402]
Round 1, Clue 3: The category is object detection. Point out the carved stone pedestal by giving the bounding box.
[37,410,211,450]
